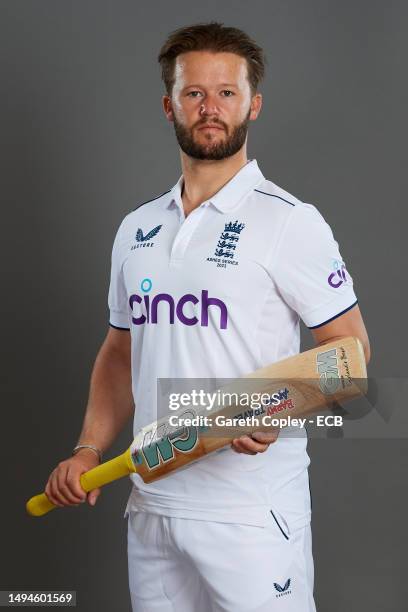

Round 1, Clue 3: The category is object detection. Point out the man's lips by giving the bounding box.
[198,125,224,130]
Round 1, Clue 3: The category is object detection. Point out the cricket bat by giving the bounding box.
[26,336,367,517]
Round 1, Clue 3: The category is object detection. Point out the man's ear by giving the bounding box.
[249,92,262,121]
[162,95,174,122]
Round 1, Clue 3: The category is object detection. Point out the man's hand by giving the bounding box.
[44,449,101,508]
[231,429,279,455]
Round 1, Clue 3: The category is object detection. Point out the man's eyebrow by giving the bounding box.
[183,83,238,90]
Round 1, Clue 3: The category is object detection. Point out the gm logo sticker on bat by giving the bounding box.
[316,347,341,394]
[132,424,199,470]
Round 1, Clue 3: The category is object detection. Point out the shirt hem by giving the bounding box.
[123,496,312,530]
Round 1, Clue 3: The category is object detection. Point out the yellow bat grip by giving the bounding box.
[26,448,136,517]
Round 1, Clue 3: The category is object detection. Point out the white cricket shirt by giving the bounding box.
[108,159,357,529]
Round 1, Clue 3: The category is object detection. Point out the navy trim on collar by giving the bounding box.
[130,189,171,212]
[254,189,296,207]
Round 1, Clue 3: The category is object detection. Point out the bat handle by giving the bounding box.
[26,449,136,517]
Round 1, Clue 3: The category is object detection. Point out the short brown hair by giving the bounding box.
[158,21,266,97]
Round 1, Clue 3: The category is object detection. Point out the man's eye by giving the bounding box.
[222,90,234,96]
[187,91,202,97]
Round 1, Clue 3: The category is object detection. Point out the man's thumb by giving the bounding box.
[88,489,101,506]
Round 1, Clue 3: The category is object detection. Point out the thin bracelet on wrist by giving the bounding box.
[72,444,103,463]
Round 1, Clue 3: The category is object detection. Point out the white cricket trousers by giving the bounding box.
[127,510,316,612]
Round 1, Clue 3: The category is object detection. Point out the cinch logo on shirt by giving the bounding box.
[327,259,349,288]
[129,278,228,329]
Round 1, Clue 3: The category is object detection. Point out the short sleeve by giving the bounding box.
[108,219,130,330]
[270,203,358,329]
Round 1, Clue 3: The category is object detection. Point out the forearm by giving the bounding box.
[76,343,134,454]
[311,306,371,366]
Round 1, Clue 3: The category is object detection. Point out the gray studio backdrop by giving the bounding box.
[1,1,406,611]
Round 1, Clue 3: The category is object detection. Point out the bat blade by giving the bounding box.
[131,335,367,482]
[26,336,366,516]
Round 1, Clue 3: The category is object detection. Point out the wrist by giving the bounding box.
[72,444,103,463]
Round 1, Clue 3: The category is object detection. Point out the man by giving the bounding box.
[45,22,370,612]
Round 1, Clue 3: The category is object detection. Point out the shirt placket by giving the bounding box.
[169,204,208,267]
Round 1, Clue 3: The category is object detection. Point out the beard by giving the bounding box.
[173,108,251,161]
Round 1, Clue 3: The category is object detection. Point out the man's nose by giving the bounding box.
[199,96,220,116]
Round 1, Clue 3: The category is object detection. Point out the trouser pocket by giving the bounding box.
[270,508,290,541]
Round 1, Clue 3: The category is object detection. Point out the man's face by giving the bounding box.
[163,51,262,160]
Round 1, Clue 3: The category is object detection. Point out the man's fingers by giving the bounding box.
[56,466,85,504]
[87,488,101,506]
[231,429,279,454]
[46,478,71,507]
[251,430,279,443]
[231,439,257,454]
[46,465,84,506]
[49,467,73,506]
[231,435,269,454]
[44,480,65,507]
[66,465,87,502]
[44,455,102,508]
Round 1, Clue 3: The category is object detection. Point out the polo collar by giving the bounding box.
[166,159,265,214]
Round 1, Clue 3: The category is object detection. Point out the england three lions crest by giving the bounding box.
[207,220,245,269]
